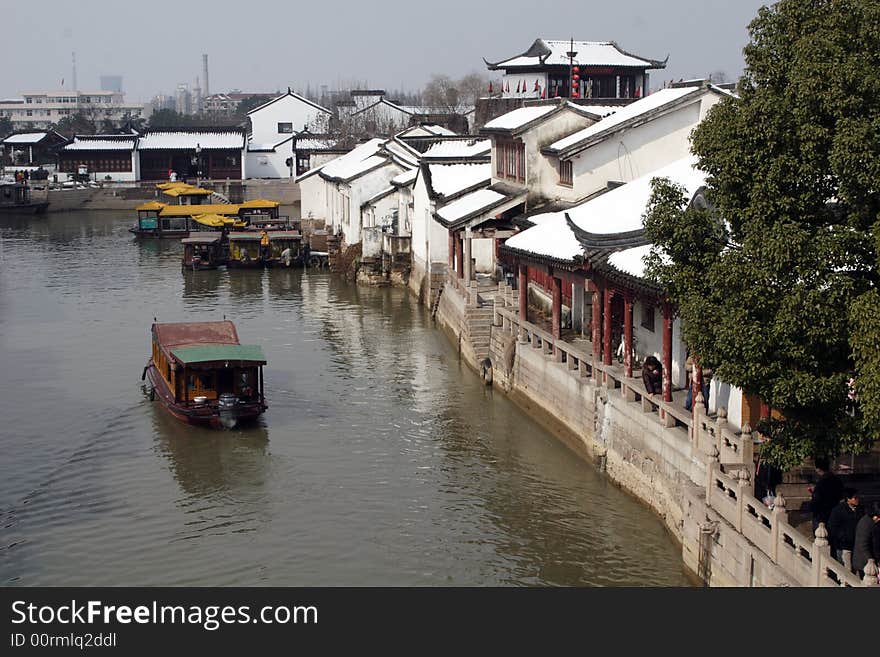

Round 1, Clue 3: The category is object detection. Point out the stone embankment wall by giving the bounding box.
[433,278,878,588]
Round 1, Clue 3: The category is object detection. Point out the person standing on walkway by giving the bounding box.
[852,501,880,577]
[827,488,862,566]
[808,456,843,533]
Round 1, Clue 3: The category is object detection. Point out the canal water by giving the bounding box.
[0,211,692,586]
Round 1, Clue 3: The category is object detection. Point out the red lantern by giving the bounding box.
[572,74,580,81]
[571,91,580,98]
[572,66,580,73]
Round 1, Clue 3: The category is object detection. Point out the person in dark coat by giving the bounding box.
[826,488,862,565]
[642,355,662,396]
[808,456,843,533]
[852,501,880,577]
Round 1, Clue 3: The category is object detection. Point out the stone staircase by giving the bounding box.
[209,190,232,204]
[465,304,494,361]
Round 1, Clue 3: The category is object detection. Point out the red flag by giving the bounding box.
[488,81,493,93]
[540,86,546,99]
[516,80,520,93]
[505,80,510,92]
[534,79,539,91]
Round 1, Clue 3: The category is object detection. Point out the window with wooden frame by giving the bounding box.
[495,138,525,183]
[558,159,573,186]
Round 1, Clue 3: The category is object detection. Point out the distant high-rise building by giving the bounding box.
[100,76,123,92]
[175,84,191,115]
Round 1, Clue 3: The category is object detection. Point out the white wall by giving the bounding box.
[327,163,405,245]
[362,191,398,230]
[249,94,330,145]
[245,149,290,179]
[491,107,596,193]
[299,173,326,223]
[552,92,722,202]
[472,237,494,274]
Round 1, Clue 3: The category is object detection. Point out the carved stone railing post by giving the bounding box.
[739,423,752,468]
[692,392,705,450]
[706,445,719,506]
[812,522,830,586]
[769,493,787,563]
[715,407,728,455]
[735,468,750,532]
[493,295,501,327]
[863,559,879,587]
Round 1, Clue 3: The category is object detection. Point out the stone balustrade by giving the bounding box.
[491,294,876,587]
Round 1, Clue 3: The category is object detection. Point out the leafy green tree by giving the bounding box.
[147,108,192,129]
[644,0,880,468]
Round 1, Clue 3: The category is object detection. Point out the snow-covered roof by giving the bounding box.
[62,136,137,151]
[138,131,244,150]
[485,39,666,70]
[504,213,582,262]
[382,138,420,167]
[319,138,389,182]
[482,105,558,131]
[607,244,652,278]
[391,168,418,186]
[436,188,508,224]
[362,186,397,207]
[397,124,457,138]
[294,136,340,151]
[546,87,703,154]
[568,156,705,234]
[3,132,49,144]
[247,135,293,152]
[427,162,491,198]
[422,139,491,159]
[246,90,331,116]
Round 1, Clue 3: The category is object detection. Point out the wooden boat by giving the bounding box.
[130,203,243,238]
[264,231,304,267]
[0,180,49,213]
[227,232,265,268]
[181,234,227,270]
[144,320,267,429]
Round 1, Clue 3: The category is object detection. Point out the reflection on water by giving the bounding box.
[0,211,691,586]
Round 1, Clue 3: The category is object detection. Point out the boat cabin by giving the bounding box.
[265,231,303,267]
[189,212,246,233]
[147,320,267,428]
[227,232,264,267]
[131,201,169,236]
[239,198,281,224]
[159,182,214,205]
[181,234,227,270]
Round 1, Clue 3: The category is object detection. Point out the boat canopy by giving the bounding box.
[162,185,213,198]
[240,198,280,209]
[170,344,267,365]
[159,204,241,217]
[136,201,166,211]
[181,235,222,244]
[228,231,263,241]
[192,213,244,227]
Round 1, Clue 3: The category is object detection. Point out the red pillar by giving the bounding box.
[662,304,673,403]
[456,233,464,279]
[518,264,528,321]
[448,232,455,269]
[603,287,613,366]
[551,276,562,340]
[623,292,633,378]
[589,280,602,364]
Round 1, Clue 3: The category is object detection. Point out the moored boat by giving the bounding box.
[143,320,267,429]
[264,231,304,267]
[0,179,49,214]
[227,232,265,268]
[181,234,227,270]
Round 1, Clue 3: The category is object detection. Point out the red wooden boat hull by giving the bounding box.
[144,361,265,429]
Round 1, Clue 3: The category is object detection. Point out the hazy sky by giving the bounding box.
[4,0,770,102]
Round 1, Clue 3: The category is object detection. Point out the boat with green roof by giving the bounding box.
[143,320,267,428]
